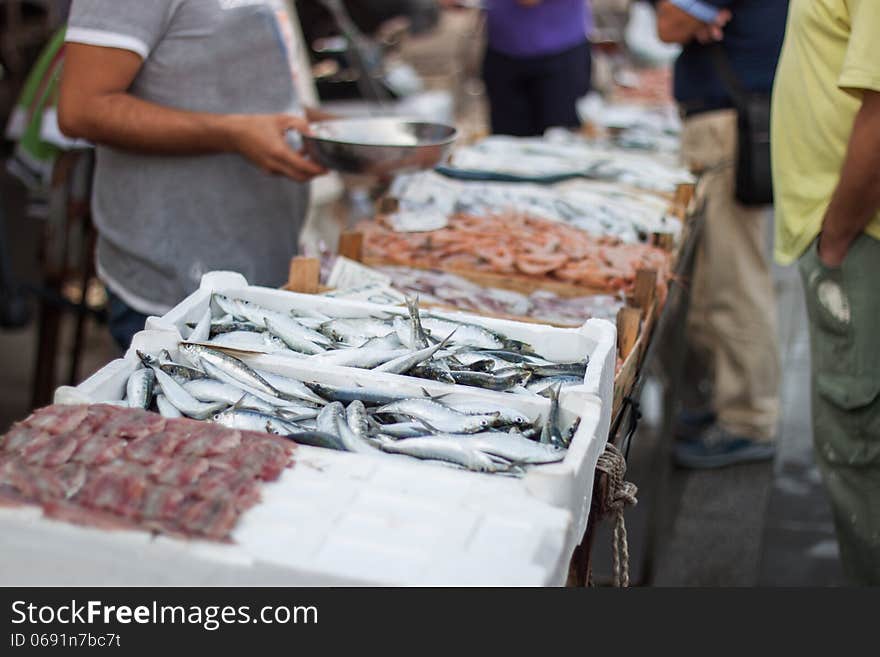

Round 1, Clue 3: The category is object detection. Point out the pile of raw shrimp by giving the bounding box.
[360,212,671,299]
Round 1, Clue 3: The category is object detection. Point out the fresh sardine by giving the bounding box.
[319,317,394,345]
[179,343,281,399]
[446,369,532,391]
[264,317,328,355]
[317,402,382,455]
[212,409,300,435]
[376,436,509,472]
[346,400,370,439]
[375,399,499,434]
[306,345,409,369]
[252,369,329,406]
[284,430,348,451]
[183,379,275,413]
[527,375,583,395]
[429,431,566,465]
[540,384,564,447]
[151,367,227,420]
[213,293,244,319]
[125,368,155,410]
[155,394,182,418]
[306,382,412,406]
[419,316,506,350]
[374,330,456,374]
[437,396,531,427]
[369,420,431,439]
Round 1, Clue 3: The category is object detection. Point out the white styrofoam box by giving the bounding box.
[49,327,599,585]
[0,445,574,586]
[42,271,616,585]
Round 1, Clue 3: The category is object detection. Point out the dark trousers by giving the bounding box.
[107,292,149,353]
[482,40,592,137]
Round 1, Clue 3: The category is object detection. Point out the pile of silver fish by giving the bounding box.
[118,336,578,475]
[177,294,590,397]
[370,265,623,326]
[388,171,678,244]
[447,135,693,194]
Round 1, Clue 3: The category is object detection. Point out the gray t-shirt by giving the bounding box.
[67,0,310,314]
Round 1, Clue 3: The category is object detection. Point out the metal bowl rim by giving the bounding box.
[304,119,458,148]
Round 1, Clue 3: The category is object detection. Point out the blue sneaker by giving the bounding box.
[673,424,776,469]
[674,408,717,442]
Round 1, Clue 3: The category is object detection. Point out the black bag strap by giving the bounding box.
[709,44,750,110]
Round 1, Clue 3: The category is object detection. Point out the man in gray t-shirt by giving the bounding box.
[59,0,327,347]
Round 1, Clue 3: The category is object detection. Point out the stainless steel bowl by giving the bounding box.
[302,118,458,175]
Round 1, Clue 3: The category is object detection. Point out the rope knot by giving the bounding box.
[595,443,638,588]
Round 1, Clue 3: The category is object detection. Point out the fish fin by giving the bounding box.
[433,328,458,352]
[497,455,529,471]
[483,454,526,474]
[407,295,433,349]
[420,387,451,402]
[281,413,312,423]
[415,418,441,433]
[538,407,553,444]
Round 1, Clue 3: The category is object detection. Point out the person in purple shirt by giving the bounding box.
[447,1,593,136]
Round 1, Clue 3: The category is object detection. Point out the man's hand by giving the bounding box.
[657,1,730,44]
[694,9,732,44]
[817,90,880,267]
[223,114,326,182]
[817,234,850,268]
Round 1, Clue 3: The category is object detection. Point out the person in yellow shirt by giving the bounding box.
[772,0,880,584]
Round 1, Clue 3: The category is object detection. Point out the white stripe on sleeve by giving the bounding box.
[65,27,151,60]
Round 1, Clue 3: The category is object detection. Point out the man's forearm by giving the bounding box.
[61,91,240,155]
[58,43,323,181]
[819,91,880,264]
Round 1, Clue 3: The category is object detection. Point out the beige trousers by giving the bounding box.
[681,110,781,442]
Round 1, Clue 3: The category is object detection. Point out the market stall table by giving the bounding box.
[0,269,617,586]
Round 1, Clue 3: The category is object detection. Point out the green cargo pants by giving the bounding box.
[799,233,880,584]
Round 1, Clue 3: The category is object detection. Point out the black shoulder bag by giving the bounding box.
[710,45,774,206]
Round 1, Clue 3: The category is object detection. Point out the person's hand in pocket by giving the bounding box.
[817,232,852,268]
